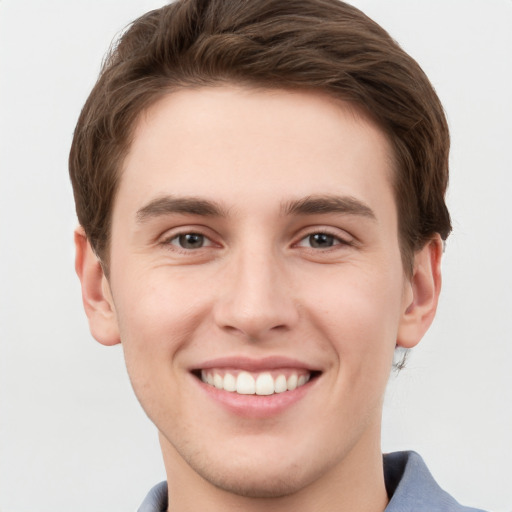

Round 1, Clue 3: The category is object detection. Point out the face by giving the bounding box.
[84,86,430,499]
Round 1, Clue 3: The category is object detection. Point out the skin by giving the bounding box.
[75,86,442,512]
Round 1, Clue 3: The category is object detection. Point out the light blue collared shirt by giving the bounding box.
[138,451,487,512]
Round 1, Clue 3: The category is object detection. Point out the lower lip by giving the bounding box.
[193,376,317,419]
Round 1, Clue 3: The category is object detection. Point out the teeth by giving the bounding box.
[223,372,236,392]
[213,373,223,389]
[274,374,287,393]
[200,369,312,395]
[255,372,274,395]
[287,374,298,391]
[236,371,255,394]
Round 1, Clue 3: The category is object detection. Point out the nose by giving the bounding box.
[213,246,300,341]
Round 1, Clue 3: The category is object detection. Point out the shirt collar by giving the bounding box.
[384,451,485,512]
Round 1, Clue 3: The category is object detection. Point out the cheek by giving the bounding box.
[112,271,210,424]
[304,264,404,371]
[112,268,211,376]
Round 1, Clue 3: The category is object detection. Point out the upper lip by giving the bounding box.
[192,355,321,372]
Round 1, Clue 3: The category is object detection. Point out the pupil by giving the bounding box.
[310,233,334,248]
[179,233,204,249]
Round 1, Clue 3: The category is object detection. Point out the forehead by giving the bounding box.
[116,86,396,223]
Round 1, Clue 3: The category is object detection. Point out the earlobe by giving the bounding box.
[74,227,121,346]
[397,235,443,349]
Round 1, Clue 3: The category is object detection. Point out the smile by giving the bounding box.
[200,369,313,395]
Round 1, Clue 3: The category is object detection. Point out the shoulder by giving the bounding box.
[384,451,487,512]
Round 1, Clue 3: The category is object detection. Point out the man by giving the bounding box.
[69,0,487,510]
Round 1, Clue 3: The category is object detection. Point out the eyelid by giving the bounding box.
[168,233,215,248]
[293,226,355,248]
[159,225,221,249]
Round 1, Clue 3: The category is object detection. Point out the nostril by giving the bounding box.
[218,318,293,341]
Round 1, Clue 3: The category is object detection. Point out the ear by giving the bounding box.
[74,227,120,346]
[397,235,443,349]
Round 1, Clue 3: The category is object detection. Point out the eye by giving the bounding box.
[307,233,335,248]
[168,233,212,249]
[296,232,350,249]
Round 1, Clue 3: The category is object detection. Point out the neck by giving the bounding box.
[159,426,388,512]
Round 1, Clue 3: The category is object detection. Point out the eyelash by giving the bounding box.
[295,230,353,250]
[162,232,216,251]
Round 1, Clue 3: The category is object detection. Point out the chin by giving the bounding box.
[178,443,319,499]
[203,465,312,499]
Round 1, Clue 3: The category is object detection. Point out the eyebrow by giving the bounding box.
[281,194,376,220]
[136,196,228,222]
[135,193,376,223]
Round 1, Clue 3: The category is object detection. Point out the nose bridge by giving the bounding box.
[214,240,298,339]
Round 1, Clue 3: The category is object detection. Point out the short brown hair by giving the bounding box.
[69,0,451,273]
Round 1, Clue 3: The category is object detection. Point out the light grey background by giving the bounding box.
[0,1,510,511]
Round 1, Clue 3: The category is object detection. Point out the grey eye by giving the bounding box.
[308,233,335,248]
[176,233,205,249]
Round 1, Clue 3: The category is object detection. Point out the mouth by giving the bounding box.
[195,368,320,395]
[190,358,322,417]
